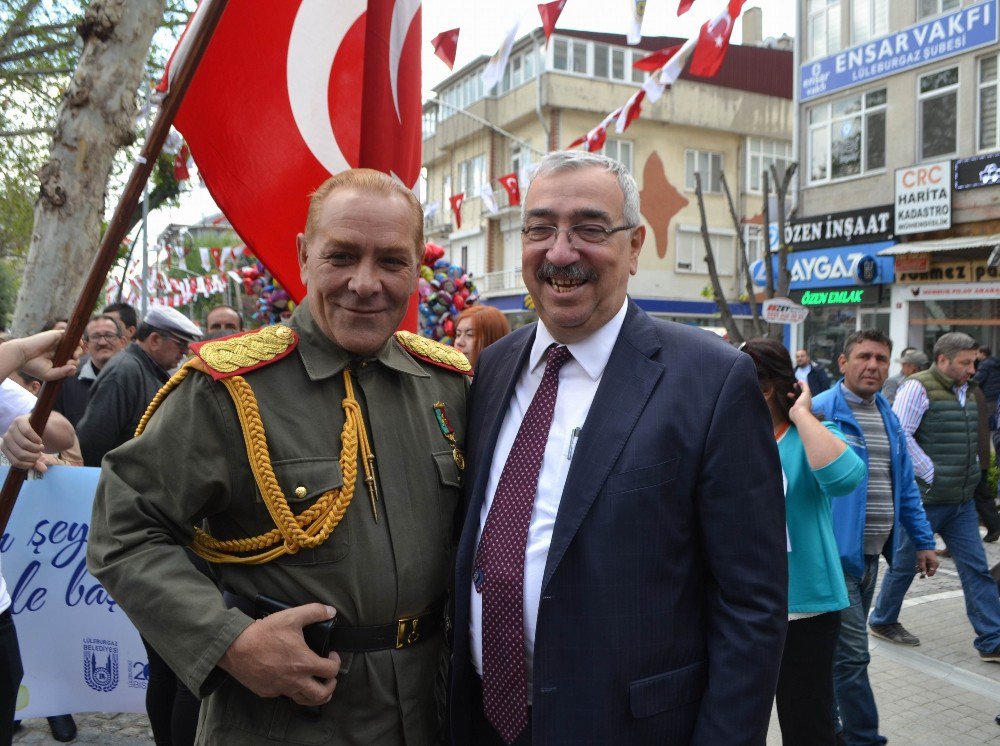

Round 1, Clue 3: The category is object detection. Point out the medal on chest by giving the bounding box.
[433,401,465,471]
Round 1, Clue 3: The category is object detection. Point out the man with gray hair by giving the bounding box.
[870,332,1000,661]
[881,347,928,404]
[451,151,787,744]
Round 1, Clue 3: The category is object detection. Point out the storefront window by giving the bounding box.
[908,298,1000,356]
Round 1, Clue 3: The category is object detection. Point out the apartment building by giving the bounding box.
[794,0,1000,372]
[421,18,793,331]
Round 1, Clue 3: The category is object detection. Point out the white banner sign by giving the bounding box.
[904,281,1000,300]
[762,297,809,324]
[0,467,146,719]
[895,161,952,235]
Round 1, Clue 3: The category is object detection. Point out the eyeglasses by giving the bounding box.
[521,223,636,247]
[84,332,121,342]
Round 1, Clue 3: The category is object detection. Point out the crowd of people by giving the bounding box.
[0,153,996,745]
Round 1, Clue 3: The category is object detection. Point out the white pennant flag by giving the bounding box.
[228,270,242,285]
[482,17,521,92]
[197,248,210,271]
[627,0,647,44]
[424,201,440,222]
[220,247,233,267]
[479,184,500,214]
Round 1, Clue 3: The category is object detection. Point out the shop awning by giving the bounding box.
[877,234,1000,255]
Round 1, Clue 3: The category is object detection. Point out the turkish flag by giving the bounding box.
[449,193,464,229]
[615,88,645,133]
[167,0,422,309]
[689,0,745,78]
[567,109,617,152]
[632,44,683,72]
[173,142,191,182]
[431,27,459,69]
[497,172,520,207]
[678,0,695,14]
[537,0,567,44]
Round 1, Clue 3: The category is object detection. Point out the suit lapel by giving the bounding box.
[541,303,664,592]
[458,328,535,562]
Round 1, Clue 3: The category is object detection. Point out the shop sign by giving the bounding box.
[801,289,867,305]
[896,259,1000,284]
[762,297,809,324]
[800,0,998,101]
[895,161,952,235]
[954,152,1000,190]
[893,252,931,272]
[751,242,896,289]
[906,282,1000,299]
[767,205,893,251]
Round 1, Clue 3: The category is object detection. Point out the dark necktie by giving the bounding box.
[475,344,572,743]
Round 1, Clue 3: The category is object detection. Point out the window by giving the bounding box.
[743,225,767,266]
[807,88,886,183]
[746,138,794,192]
[498,47,538,94]
[437,73,484,121]
[594,43,609,78]
[685,150,724,192]
[443,174,451,204]
[919,66,958,159]
[851,0,887,44]
[603,139,633,173]
[979,55,998,151]
[511,142,532,182]
[457,155,486,196]
[553,37,587,73]
[808,0,841,59]
[918,0,960,19]
[676,226,734,275]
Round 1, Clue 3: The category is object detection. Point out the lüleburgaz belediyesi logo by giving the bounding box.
[83,637,119,692]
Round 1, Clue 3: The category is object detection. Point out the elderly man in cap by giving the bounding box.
[882,348,928,404]
[76,305,202,467]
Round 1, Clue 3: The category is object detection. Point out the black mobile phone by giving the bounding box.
[254,594,336,658]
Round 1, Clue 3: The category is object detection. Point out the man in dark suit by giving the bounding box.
[450,151,788,745]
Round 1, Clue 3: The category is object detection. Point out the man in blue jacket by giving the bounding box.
[812,329,938,746]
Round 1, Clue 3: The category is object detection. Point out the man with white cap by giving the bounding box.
[75,305,201,467]
[882,348,928,404]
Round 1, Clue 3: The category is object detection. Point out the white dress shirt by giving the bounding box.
[470,299,628,699]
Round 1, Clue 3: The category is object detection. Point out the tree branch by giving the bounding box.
[0,0,44,59]
[0,66,72,77]
[719,171,765,338]
[0,126,53,137]
[0,38,75,65]
[694,172,744,346]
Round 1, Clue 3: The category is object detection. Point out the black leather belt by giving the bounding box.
[223,591,444,654]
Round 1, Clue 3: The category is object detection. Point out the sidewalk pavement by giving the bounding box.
[13,534,1000,744]
[769,528,1000,744]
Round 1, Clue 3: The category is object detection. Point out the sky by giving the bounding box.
[146,0,798,246]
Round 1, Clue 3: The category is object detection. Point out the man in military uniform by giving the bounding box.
[80,169,469,744]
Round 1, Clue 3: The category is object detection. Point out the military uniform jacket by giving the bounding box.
[87,301,468,745]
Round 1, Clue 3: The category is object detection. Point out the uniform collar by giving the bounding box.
[528,297,628,381]
[288,299,428,381]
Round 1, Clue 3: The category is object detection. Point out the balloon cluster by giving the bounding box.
[417,242,479,344]
[242,262,293,324]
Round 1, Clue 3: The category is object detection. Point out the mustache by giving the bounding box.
[536,262,597,283]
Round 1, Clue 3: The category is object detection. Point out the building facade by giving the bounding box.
[794,0,1000,375]
[421,23,793,332]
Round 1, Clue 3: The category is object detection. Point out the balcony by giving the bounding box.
[479,267,525,296]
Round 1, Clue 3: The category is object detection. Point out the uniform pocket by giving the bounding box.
[263,457,350,564]
[431,450,462,488]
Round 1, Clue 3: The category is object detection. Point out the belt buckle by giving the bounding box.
[396,614,421,649]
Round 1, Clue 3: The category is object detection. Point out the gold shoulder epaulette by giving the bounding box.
[189,325,299,381]
[394,330,472,376]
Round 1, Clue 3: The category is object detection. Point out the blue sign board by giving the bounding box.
[800,0,998,101]
[750,242,896,290]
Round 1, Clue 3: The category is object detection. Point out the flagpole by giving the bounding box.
[0,0,231,534]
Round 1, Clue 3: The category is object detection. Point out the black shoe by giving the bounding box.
[980,648,1000,663]
[869,622,920,646]
[47,714,77,742]
[985,529,1000,543]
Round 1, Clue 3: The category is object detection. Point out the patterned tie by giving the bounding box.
[475,344,572,743]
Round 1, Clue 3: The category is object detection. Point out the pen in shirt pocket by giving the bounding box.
[567,427,581,460]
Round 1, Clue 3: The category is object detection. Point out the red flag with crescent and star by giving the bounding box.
[497,172,521,207]
[449,193,465,229]
[164,0,422,325]
[689,0,745,78]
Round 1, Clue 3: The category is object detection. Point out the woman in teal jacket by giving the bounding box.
[743,338,866,745]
